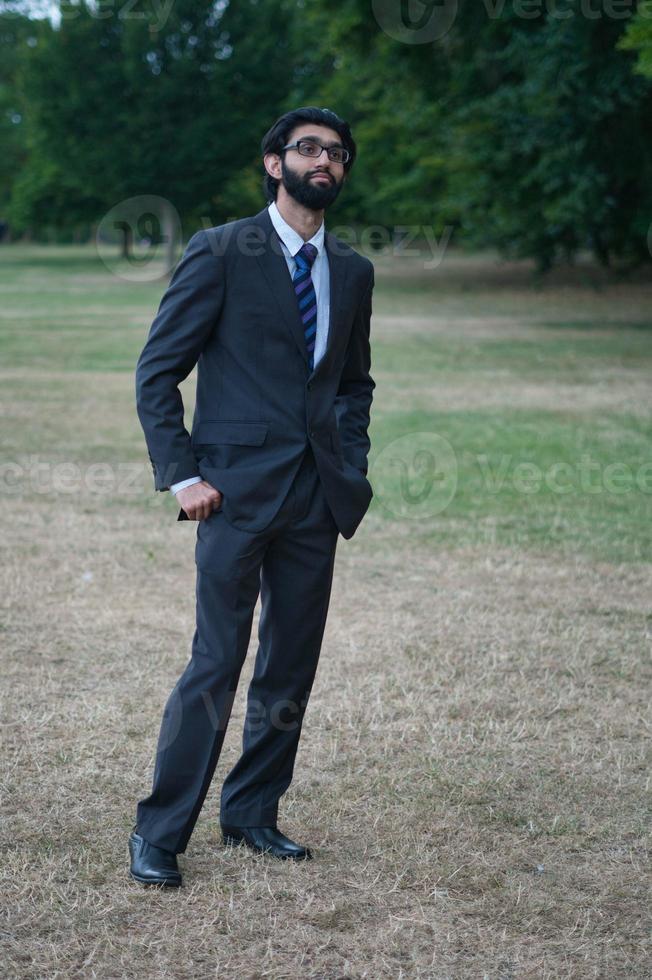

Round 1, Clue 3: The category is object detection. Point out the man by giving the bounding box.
[129,106,375,887]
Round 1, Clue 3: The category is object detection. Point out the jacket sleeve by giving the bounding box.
[334,263,376,475]
[135,230,225,491]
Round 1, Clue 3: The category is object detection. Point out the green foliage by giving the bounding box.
[618,4,652,77]
[2,0,652,267]
[0,13,32,228]
[282,0,455,232]
[442,14,652,269]
[287,0,652,269]
[7,0,298,235]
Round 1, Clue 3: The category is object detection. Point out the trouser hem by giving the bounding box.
[134,820,187,855]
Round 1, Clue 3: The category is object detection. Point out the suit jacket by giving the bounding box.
[135,205,375,540]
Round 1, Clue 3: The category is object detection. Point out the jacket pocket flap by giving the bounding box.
[194,420,269,446]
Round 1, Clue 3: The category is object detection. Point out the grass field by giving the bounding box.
[1,242,650,978]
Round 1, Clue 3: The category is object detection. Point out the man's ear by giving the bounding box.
[263,152,282,181]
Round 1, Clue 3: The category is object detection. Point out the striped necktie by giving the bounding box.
[293,242,318,371]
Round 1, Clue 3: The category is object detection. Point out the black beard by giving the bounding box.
[280,158,343,210]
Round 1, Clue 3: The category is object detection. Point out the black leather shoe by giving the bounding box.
[128,826,182,887]
[221,824,313,861]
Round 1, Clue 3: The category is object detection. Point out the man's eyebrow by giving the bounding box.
[297,134,345,148]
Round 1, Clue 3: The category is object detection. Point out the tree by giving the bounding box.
[9,0,298,243]
[288,0,652,269]
[618,7,652,78]
[0,12,33,236]
[442,7,652,269]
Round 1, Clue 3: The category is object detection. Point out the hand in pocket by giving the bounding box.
[177,481,223,521]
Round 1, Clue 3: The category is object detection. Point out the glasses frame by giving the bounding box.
[281,138,350,165]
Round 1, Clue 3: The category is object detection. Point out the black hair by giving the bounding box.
[260,106,357,202]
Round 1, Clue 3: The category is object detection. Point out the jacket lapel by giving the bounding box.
[252,207,349,378]
[320,230,349,378]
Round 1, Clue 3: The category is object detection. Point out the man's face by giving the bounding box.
[273,123,347,211]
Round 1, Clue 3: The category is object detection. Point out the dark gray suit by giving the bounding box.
[133,205,375,853]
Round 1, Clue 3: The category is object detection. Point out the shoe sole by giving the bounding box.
[221,829,312,861]
[128,869,182,887]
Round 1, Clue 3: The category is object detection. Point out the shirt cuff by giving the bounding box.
[170,475,202,495]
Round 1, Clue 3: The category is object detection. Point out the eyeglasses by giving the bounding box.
[281,138,350,165]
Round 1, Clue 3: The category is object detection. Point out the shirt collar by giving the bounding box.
[268,200,325,258]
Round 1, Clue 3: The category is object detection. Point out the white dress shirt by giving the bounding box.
[170,200,331,496]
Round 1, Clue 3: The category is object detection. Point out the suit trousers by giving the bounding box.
[135,445,339,854]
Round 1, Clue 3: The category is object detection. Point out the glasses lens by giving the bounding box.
[327,147,347,163]
[298,140,320,157]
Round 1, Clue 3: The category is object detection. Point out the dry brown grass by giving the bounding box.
[2,501,650,978]
[1,250,650,979]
